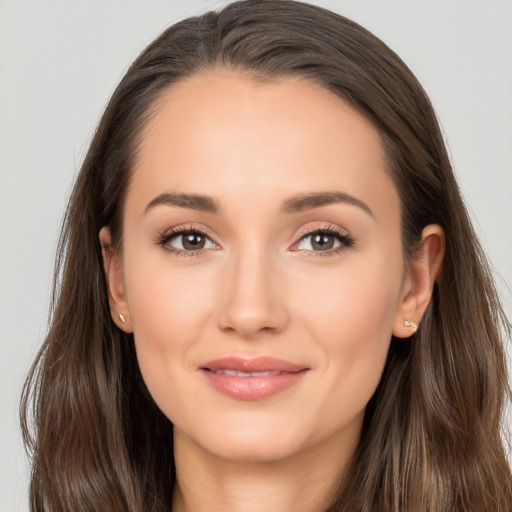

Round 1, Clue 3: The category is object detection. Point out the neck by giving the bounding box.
[171,427,359,512]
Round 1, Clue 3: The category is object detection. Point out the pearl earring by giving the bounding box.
[119,313,126,323]
[404,320,418,333]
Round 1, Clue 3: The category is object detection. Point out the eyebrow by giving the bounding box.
[144,191,373,217]
[281,191,374,217]
[144,193,221,214]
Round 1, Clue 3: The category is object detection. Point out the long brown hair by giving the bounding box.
[21,1,511,510]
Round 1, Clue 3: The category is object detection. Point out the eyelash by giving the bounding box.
[293,225,354,257]
[156,225,214,258]
[156,224,354,258]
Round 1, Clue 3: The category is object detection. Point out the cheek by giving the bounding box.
[128,267,209,335]
[292,248,404,417]
[123,233,218,338]
[295,249,403,344]
[122,252,215,413]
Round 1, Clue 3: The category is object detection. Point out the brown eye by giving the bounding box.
[297,232,341,252]
[181,232,206,250]
[310,233,335,251]
[293,228,354,255]
[160,229,218,254]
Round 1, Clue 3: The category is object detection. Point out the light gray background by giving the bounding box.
[1,1,511,510]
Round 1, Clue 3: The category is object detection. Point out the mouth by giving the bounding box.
[207,369,289,377]
[199,357,309,401]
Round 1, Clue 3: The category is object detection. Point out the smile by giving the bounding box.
[209,369,288,377]
[200,357,309,401]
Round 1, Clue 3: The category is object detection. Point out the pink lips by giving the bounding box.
[200,357,309,401]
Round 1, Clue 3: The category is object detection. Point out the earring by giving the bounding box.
[404,320,418,333]
[119,313,126,324]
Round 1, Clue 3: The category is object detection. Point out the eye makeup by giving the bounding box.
[290,224,354,257]
[155,222,355,259]
[155,224,218,257]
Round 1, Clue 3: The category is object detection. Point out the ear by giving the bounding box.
[99,226,133,333]
[392,224,445,338]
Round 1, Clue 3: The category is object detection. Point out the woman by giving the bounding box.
[20,1,511,511]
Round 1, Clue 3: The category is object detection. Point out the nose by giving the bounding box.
[216,245,289,339]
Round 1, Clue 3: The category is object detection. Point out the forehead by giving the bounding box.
[128,70,398,220]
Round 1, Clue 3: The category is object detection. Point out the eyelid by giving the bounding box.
[291,223,350,244]
[155,223,221,256]
[289,223,354,256]
[155,222,354,257]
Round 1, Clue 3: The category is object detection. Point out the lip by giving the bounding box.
[200,357,309,401]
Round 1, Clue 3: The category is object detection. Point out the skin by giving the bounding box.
[101,70,444,512]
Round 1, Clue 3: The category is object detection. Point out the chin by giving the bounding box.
[205,433,306,463]
[175,412,315,464]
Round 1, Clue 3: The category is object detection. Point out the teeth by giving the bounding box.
[213,369,282,377]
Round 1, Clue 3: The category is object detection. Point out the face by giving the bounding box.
[112,71,409,463]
